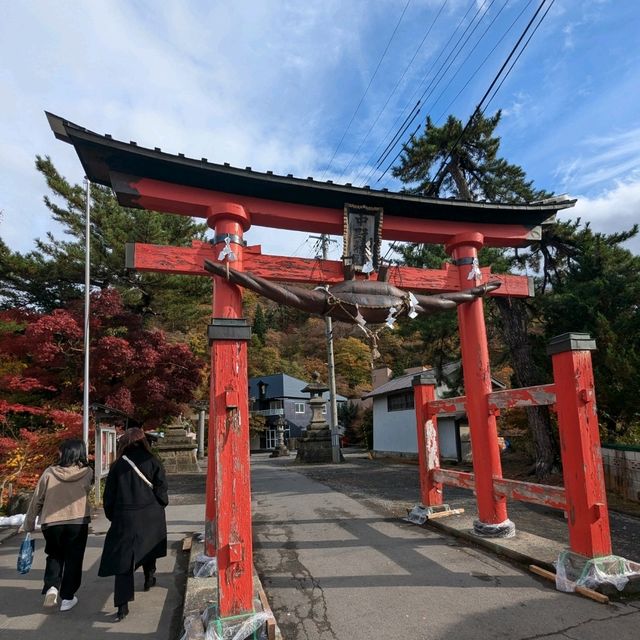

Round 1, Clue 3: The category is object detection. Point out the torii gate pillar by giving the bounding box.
[445,232,511,536]
[205,204,254,615]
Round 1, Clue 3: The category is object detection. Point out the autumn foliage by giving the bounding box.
[0,288,204,503]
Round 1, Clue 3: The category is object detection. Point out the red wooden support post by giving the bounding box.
[412,376,442,506]
[445,232,512,537]
[207,203,255,616]
[548,333,612,557]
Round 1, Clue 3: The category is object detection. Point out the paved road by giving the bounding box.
[251,453,640,640]
[277,451,639,560]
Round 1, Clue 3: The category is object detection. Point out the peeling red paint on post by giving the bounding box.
[413,382,442,506]
[433,468,476,491]
[445,233,508,525]
[551,344,612,557]
[209,209,254,615]
[493,477,567,511]
[488,384,556,410]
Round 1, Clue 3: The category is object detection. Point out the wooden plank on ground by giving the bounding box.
[255,571,278,640]
[529,564,609,604]
[428,508,465,520]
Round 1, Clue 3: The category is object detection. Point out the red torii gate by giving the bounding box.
[47,113,612,616]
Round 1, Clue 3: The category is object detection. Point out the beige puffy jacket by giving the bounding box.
[24,464,93,531]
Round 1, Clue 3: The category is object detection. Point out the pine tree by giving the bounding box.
[393,111,559,479]
[0,157,211,331]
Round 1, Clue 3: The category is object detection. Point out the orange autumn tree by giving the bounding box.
[0,402,82,505]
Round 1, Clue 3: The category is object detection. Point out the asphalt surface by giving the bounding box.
[3,454,639,639]
[274,451,639,561]
[251,451,640,640]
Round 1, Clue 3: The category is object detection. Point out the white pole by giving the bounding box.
[198,409,205,460]
[82,178,91,451]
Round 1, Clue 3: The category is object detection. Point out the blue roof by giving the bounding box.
[249,373,347,402]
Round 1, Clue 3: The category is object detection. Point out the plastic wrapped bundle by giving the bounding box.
[205,611,269,640]
[555,550,640,593]
[193,553,218,578]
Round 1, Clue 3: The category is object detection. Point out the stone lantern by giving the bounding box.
[269,414,290,458]
[296,372,334,463]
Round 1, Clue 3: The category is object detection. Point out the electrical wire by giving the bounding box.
[334,0,449,183]
[410,0,553,195]
[430,0,512,122]
[359,0,499,187]
[376,0,485,170]
[433,0,534,124]
[353,0,478,186]
[483,0,555,112]
[321,0,412,180]
[375,0,534,186]
[371,0,502,187]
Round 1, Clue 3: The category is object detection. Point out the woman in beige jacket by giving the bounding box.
[24,439,93,612]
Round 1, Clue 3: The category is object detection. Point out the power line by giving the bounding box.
[353,0,478,186]
[376,0,485,169]
[335,0,450,183]
[483,0,555,112]
[360,0,499,187]
[375,0,534,188]
[429,0,512,122]
[432,0,534,124]
[321,0,412,180]
[416,0,553,195]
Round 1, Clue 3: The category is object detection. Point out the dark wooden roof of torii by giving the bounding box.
[46,112,576,237]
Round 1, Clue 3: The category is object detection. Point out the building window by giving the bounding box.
[294,403,305,414]
[387,390,414,412]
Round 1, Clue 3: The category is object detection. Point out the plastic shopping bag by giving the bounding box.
[17,533,35,574]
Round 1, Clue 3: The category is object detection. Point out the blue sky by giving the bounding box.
[1,0,639,259]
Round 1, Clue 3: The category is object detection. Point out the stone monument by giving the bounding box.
[296,372,335,463]
[155,416,199,473]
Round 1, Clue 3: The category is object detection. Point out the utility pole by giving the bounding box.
[82,178,91,452]
[310,234,341,463]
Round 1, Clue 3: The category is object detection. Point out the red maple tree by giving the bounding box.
[0,288,205,501]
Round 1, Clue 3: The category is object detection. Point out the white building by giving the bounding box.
[364,363,505,461]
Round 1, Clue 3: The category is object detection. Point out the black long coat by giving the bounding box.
[98,447,168,576]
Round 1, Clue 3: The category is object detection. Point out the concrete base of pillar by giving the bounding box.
[270,445,290,458]
[473,518,516,539]
[296,428,333,463]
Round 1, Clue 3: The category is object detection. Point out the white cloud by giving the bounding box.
[555,127,640,192]
[0,0,374,257]
[562,178,640,254]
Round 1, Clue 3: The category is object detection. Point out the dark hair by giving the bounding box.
[116,427,152,459]
[58,439,89,468]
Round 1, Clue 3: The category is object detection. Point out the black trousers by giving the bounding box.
[41,523,89,600]
[113,558,156,607]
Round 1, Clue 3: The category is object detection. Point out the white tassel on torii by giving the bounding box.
[467,257,482,281]
[218,236,237,262]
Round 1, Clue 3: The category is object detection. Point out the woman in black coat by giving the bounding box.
[98,427,168,622]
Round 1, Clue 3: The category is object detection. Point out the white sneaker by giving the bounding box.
[44,586,58,607]
[60,596,78,612]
